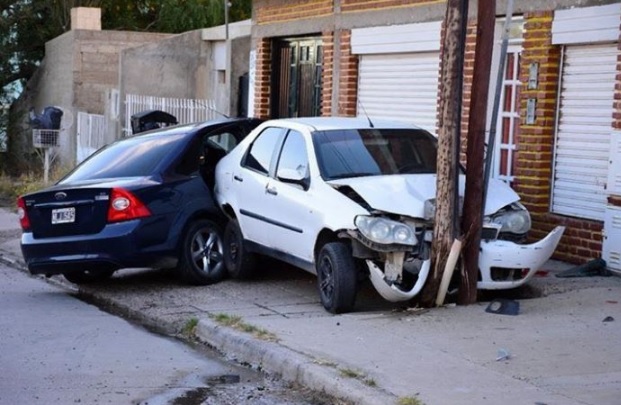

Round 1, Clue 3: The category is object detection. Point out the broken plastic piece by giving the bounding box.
[496,348,511,361]
[485,299,520,316]
[603,316,615,323]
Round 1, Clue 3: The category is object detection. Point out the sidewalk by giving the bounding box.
[1,206,620,405]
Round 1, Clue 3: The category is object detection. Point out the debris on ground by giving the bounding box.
[496,348,511,361]
[485,299,520,316]
[555,258,610,278]
[603,316,615,323]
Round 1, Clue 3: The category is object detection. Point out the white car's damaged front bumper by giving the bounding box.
[477,226,565,289]
[367,259,431,302]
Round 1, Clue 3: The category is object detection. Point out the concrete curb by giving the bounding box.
[0,252,19,268]
[196,318,394,405]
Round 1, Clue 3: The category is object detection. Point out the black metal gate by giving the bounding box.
[272,37,323,118]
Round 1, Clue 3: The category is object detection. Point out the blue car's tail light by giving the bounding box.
[17,196,31,231]
[107,188,151,223]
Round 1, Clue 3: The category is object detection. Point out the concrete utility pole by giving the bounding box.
[460,0,496,305]
[420,0,469,307]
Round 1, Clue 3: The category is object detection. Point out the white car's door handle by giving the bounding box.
[266,185,278,195]
[233,175,243,182]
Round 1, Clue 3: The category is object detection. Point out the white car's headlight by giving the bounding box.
[424,197,464,220]
[423,199,436,221]
[491,208,531,234]
[355,216,417,246]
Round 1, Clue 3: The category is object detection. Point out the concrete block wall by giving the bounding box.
[71,7,101,31]
[121,30,207,101]
[24,28,171,166]
[73,30,172,115]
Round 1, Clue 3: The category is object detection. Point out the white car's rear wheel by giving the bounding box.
[223,219,256,279]
[316,242,357,314]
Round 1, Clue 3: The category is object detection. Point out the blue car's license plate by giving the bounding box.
[51,207,75,224]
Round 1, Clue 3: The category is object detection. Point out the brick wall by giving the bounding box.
[611,15,621,209]
[256,0,333,25]
[341,0,444,13]
[321,31,335,116]
[615,32,621,130]
[254,38,272,119]
[460,20,477,162]
[337,30,358,116]
[516,11,602,263]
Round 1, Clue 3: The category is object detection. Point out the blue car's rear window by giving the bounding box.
[60,133,186,183]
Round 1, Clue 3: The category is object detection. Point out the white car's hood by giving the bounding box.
[328,174,520,217]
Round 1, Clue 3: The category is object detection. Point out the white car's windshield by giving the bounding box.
[312,128,437,180]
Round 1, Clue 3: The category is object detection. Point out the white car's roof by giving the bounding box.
[264,117,423,131]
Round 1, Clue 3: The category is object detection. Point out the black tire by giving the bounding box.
[223,219,256,279]
[316,242,357,314]
[177,219,226,285]
[63,269,115,284]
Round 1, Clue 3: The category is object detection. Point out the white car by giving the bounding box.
[215,117,565,313]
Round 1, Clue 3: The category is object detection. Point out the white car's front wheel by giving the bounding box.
[316,242,357,314]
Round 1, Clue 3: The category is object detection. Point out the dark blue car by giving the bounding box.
[18,118,263,285]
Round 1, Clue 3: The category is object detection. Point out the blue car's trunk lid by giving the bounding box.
[23,188,112,238]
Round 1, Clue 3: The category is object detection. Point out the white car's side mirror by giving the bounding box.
[278,168,310,190]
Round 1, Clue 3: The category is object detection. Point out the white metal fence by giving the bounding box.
[124,94,217,136]
[77,111,106,163]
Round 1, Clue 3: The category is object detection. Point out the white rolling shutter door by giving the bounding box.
[552,44,618,221]
[357,52,440,133]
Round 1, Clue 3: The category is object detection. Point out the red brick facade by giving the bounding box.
[321,31,335,116]
[341,0,444,13]
[337,30,358,117]
[256,0,333,25]
[253,38,272,119]
[460,20,477,162]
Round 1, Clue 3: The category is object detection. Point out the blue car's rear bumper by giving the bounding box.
[21,219,176,276]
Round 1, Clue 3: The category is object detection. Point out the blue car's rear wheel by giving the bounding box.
[178,219,226,285]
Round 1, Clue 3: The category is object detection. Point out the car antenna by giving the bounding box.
[193,100,230,119]
[358,100,374,128]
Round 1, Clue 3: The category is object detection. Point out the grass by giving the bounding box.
[181,317,199,337]
[210,313,278,342]
[313,358,338,367]
[0,164,72,205]
[338,367,377,387]
[397,396,425,405]
[339,367,362,379]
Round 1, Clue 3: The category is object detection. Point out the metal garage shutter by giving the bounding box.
[552,44,618,221]
[357,52,440,133]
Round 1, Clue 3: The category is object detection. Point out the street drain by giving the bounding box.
[206,374,241,384]
[171,387,211,405]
